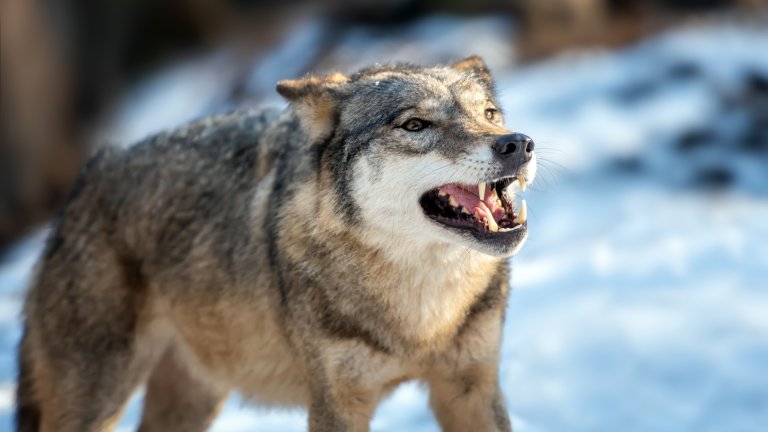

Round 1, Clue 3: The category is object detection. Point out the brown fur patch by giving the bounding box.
[276,72,350,140]
[452,55,494,91]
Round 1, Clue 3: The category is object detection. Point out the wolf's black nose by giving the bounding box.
[493,133,534,157]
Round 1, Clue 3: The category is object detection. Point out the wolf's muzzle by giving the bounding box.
[493,133,534,168]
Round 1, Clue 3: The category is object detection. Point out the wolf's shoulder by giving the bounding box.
[132,106,284,156]
[70,107,292,214]
[86,107,293,181]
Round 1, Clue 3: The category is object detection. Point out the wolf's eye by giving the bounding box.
[485,108,500,122]
[401,118,430,132]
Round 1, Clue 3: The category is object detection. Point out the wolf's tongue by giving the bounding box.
[438,184,505,223]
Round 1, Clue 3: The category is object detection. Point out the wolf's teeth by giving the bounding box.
[491,187,502,206]
[461,207,470,214]
[478,183,486,199]
[513,199,527,224]
[438,190,447,197]
[488,216,499,232]
[499,227,513,232]
[448,196,458,207]
[518,177,527,192]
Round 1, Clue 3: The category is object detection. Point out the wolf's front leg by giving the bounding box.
[307,385,376,432]
[426,304,512,432]
[426,365,512,432]
[306,340,389,432]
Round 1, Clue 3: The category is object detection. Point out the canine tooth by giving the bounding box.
[518,177,527,192]
[513,199,527,224]
[448,196,458,207]
[478,183,486,199]
[487,216,499,232]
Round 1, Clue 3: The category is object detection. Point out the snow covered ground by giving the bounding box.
[1,17,767,432]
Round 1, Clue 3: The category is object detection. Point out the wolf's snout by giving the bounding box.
[493,133,534,159]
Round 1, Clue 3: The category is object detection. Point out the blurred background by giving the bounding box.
[1,0,767,431]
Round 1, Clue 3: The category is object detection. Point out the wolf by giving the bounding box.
[15,55,536,432]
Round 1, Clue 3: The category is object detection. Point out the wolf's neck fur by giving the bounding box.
[374,239,501,346]
[303,222,503,350]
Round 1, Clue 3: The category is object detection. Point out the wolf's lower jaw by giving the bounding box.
[419,176,527,236]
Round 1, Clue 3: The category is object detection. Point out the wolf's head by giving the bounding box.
[277,56,535,258]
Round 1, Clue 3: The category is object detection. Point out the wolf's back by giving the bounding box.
[15,332,40,432]
[13,106,291,432]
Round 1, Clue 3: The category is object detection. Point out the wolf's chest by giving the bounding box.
[373,254,500,350]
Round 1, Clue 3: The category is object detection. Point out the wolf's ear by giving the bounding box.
[276,72,349,140]
[451,55,493,89]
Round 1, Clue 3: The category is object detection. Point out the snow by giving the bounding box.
[1,17,767,432]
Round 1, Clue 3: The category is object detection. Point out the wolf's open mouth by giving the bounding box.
[419,177,527,234]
